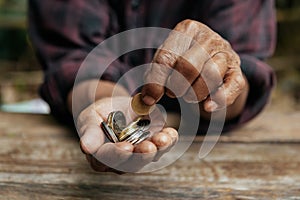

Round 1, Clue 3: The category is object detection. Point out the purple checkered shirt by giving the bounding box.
[28,0,276,132]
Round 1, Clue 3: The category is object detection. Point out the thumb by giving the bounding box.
[141,83,164,106]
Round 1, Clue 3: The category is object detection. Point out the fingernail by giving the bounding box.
[142,95,156,105]
[207,101,218,112]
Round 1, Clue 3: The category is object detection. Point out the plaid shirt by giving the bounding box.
[28,0,276,131]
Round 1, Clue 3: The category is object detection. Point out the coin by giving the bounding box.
[120,118,151,141]
[101,122,119,143]
[118,119,140,141]
[101,110,153,145]
[107,111,126,135]
[131,93,154,115]
[125,129,145,144]
[137,119,151,130]
[134,131,151,145]
[124,129,150,145]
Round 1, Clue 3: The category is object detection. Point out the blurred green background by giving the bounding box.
[0,0,299,111]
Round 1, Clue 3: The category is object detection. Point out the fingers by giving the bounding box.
[116,140,157,172]
[78,97,135,155]
[85,141,134,173]
[203,68,245,112]
[115,128,178,172]
[86,128,178,173]
[142,20,242,108]
[165,43,209,98]
[151,127,178,161]
[183,52,228,103]
[78,97,179,173]
[76,103,105,154]
[80,125,105,155]
[204,51,243,112]
[94,142,134,169]
[142,25,194,105]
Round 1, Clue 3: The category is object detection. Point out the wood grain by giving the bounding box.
[0,111,300,199]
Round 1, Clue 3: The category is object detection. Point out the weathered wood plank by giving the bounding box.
[0,181,299,200]
[1,141,300,199]
[0,111,300,199]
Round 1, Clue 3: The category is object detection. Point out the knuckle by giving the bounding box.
[76,110,86,125]
[209,38,229,54]
[181,19,194,25]
[176,19,206,37]
[225,73,245,106]
[78,125,88,137]
[234,74,246,90]
[179,19,199,29]
[219,50,240,70]
[154,50,177,67]
[185,20,199,30]
[151,132,172,148]
[210,38,224,48]
[134,140,157,154]
[164,127,178,136]
[222,40,232,51]
[231,51,241,66]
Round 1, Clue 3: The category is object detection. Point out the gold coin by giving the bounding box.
[118,118,140,141]
[131,93,154,115]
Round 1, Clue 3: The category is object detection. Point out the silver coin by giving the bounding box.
[125,129,145,143]
[136,119,151,131]
[118,117,141,141]
[101,121,119,143]
[119,125,139,141]
[129,137,140,145]
[133,131,151,145]
[103,111,152,144]
[107,111,127,135]
[119,117,151,142]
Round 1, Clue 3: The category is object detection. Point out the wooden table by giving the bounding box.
[0,109,300,200]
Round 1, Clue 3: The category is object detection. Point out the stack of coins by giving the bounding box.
[100,93,154,145]
[101,111,151,145]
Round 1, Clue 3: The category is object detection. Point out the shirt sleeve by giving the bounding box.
[202,0,277,130]
[28,0,128,124]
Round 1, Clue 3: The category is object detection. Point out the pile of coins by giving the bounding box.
[100,93,154,145]
[101,111,151,145]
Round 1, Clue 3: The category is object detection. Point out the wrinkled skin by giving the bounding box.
[75,20,248,173]
[77,96,178,173]
[142,20,246,113]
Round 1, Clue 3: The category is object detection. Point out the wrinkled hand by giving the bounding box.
[142,19,245,112]
[77,96,178,173]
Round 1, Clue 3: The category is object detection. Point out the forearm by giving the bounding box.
[67,79,129,118]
